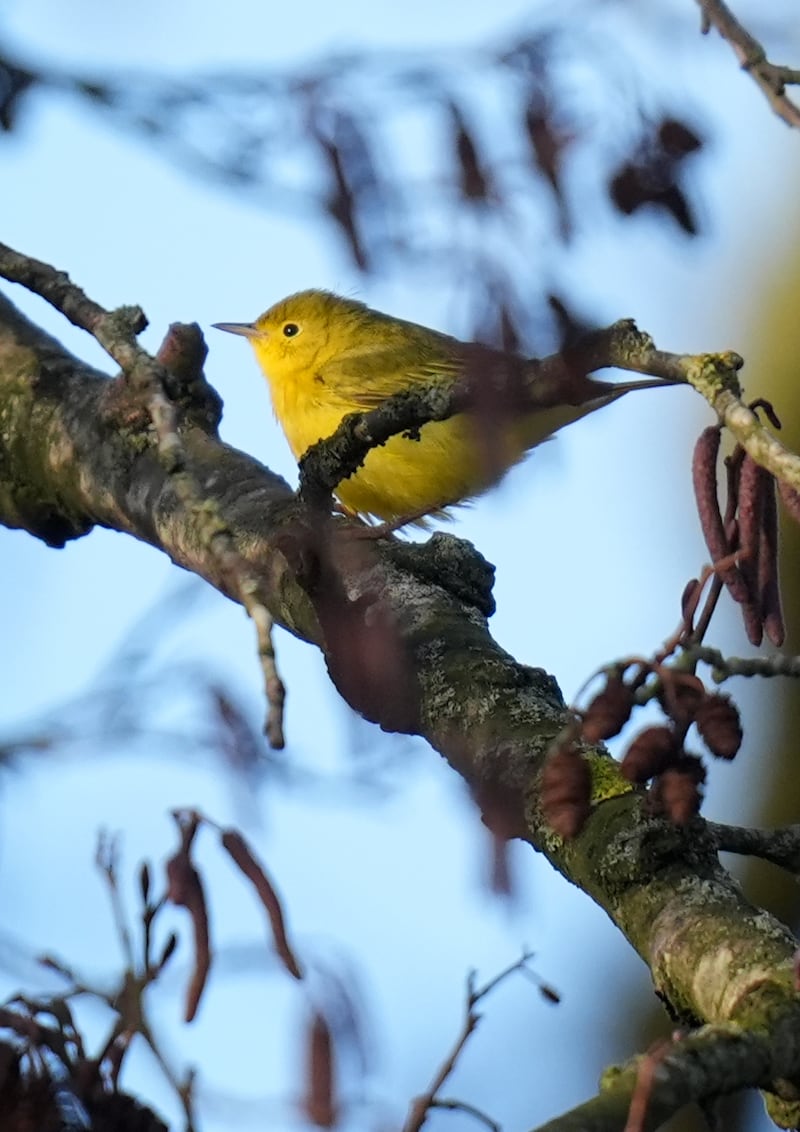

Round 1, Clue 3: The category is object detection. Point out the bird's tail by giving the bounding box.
[515,367,683,453]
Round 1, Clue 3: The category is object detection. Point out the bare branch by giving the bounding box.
[0,241,287,748]
[405,953,546,1132]
[705,819,800,873]
[695,0,800,128]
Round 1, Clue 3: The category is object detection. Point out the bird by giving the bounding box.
[214,289,678,527]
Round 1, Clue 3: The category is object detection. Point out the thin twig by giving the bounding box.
[0,240,287,748]
[404,952,544,1132]
[95,833,135,971]
[683,645,800,682]
[245,598,286,750]
[705,819,800,873]
[404,1013,481,1132]
[469,949,538,1006]
[430,1098,501,1132]
[694,0,800,129]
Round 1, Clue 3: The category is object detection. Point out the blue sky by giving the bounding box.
[2,1,800,1129]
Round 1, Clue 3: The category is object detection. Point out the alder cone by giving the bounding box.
[581,678,634,743]
[621,725,678,783]
[695,694,742,760]
[541,747,591,839]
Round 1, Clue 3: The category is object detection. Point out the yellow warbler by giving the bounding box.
[214,290,676,524]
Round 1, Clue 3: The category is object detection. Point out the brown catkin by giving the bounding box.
[692,427,748,602]
[757,472,785,647]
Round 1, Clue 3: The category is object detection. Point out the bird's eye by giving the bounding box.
[282,322,300,338]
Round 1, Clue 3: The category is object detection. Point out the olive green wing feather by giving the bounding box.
[319,329,468,411]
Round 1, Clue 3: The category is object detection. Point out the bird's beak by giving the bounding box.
[212,321,260,339]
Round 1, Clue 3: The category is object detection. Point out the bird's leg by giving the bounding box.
[345,507,434,540]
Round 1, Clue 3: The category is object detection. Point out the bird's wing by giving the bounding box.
[324,335,682,422]
[320,337,523,412]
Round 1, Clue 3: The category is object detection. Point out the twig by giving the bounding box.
[469,950,539,1005]
[682,645,800,683]
[0,241,147,361]
[695,0,800,129]
[96,832,135,971]
[404,952,543,1132]
[244,596,286,750]
[297,314,800,519]
[430,1098,501,1132]
[0,240,287,748]
[705,819,800,873]
[37,844,196,1128]
[404,1013,481,1132]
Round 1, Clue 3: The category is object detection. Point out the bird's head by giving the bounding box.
[214,289,370,382]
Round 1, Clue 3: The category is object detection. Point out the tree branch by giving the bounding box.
[695,0,800,129]
[532,1023,800,1132]
[299,310,800,517]
[3,272,800,1129]
[706,819,800,873]
[0,242,288,747]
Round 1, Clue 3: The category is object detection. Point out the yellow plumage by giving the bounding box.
[214,290,675,524]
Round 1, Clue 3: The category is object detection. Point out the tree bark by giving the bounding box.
[1,291,799,1131]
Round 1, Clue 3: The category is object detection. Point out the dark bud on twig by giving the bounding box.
[538,983,562,1005]
[541,747,591,839]
[621,726,679,783]
[139,862,151,906]
[581,675,634,743]
[157,932,179,972]
[695,694,742,760]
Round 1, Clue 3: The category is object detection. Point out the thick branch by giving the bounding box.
[533,1023,800,1132]
[3,292,800,1129]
